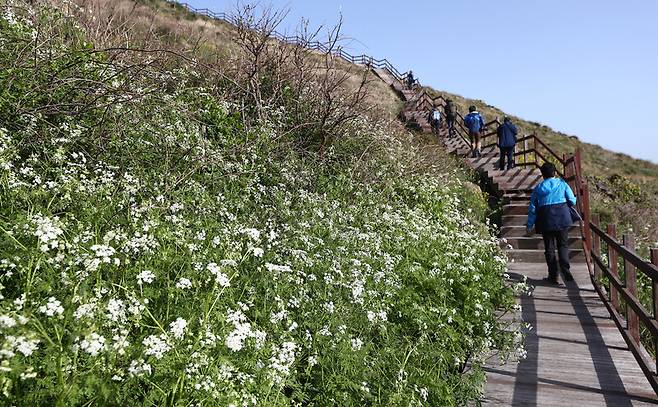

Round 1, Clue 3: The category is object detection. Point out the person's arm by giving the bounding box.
[480,115,485,129]
[565,182,577,206]
[527,189,538,232]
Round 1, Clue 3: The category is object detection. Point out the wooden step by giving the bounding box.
[501,236,582,250]
[495,177,542,187]
[496,185,535,194]
[502,204,529,216]
[490,171,541,183]
[500,225,581,237]
[506,249,585,263]
[505,215,576,226]
[502,193,532,203]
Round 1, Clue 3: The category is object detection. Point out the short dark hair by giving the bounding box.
[469,105,476,112]
[540,162,556,179]
[503,116,511,122]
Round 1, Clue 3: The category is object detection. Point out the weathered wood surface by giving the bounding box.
[483,262,658,406]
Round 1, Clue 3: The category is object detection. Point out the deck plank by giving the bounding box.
[483,262,658,406]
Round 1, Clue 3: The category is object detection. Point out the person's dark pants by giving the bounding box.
[432,119,441,134]
[499,146,514,170]
[469,131,481,157]
[542,229,572,281]
[447,116,455,136]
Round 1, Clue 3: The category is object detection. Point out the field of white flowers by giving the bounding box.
[0,1,524,405]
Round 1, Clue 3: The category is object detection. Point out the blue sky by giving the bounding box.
[186,0,658,163]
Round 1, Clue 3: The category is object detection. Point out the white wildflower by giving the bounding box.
[31,214,63,252]
[175,278,192,289]
[7,335,39,356]
[106,299,126,322]
[128,359,152,377]
[207,263,230,287]
[74,301,97,320]
[269,341,296,384]
[136,270,155,285]
[79,333,106,357]
[38,297,64,317]
[0,315,17,329]
[169,318,187,340]
[241,228,261,241]
[143,334,170,359]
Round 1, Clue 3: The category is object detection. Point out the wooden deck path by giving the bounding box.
[483,263,658,406]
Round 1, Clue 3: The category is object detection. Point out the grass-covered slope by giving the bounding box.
[110,0,656,251]
[0,2,522,406]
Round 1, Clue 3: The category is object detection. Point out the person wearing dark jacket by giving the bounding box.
[444,100,457,137]
[406,71,415,89]
[463,106,485,157]
[497,117,518,170]
[527,162,577,284]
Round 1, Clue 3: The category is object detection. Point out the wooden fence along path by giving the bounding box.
[169,2,658,404]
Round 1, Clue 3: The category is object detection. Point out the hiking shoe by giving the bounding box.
[563,273,574,282]
[542,277,559,285]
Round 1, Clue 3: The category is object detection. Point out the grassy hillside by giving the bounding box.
[112,0,656,251]
[0,1,524,405]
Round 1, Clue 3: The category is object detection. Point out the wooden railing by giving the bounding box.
[566,144,658,394]
[166,1,411,82]
[417,86,658,394]
[587,218,658,393]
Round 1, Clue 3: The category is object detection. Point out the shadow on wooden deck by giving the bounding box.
[483,265,658,406]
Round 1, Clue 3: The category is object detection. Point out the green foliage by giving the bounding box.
[0,2,523,406]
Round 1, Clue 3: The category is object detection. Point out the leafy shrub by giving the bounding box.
[0,2,523,406]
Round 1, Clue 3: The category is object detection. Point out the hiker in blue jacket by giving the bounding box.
[527,162,577,284]
[463,106,485,158]
[497,117,518,170]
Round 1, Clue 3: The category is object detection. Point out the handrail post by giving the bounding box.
[563,153,567,175]
[523,137,528,165]
[582,183,592,251]
[592,214,601,281]
[608,224,620,312]
[624,234,640,344]
[533,135,538,166]
[651,248,658,372]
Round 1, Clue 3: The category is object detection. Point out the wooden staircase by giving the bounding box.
[468,144,585,263]
[373,66,658,401]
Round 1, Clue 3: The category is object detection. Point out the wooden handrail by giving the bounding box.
[167,1,413,83]
[584,220,658,394]
[591,224,658,281]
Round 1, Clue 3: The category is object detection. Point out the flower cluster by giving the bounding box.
[0,3,523,405]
